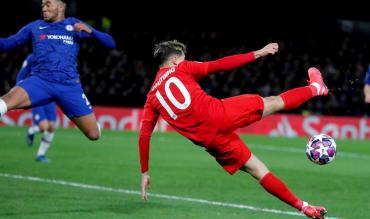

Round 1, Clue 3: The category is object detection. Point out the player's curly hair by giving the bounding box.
[154,40,187,66]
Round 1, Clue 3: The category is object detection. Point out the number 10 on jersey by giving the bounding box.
[155,77,191,120]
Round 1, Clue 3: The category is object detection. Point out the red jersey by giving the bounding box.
[139,52,256,173]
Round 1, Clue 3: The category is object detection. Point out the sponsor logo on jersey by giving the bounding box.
[65,25,74,31]
[39,34,47,41]
[39,34,74,45]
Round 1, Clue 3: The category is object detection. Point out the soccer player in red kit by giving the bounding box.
[139,40,329,218]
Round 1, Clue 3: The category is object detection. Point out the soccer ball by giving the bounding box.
[305,134,337,165]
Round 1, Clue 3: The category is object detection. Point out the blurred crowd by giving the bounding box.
[1,20,369,116]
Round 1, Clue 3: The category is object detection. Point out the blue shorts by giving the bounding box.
[18,76,93,119]
[32,102,57,125]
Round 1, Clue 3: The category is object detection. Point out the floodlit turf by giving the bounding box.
[1,126,369,219]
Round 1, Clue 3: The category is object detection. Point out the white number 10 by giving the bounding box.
[155,77,191,120]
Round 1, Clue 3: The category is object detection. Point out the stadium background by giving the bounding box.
[1,2,370,219]
[1,1,370,116]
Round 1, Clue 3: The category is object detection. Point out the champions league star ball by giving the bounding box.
[306,134,337,165]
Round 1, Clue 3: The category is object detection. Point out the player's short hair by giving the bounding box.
[56,0,67,7]
[154,40,187,66]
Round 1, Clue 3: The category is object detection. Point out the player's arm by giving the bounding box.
[186,43,278,78]
[74,22,116,49]
[364,68,370,103]
[365,84,370,103]
[0,24,32,51]
[16,55,33,84]
[138,102,159,201]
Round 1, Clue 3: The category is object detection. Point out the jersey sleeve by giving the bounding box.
[365,66,370,85]
[74,18,116,49]
[138,101,160,173]
[0,22,33,51]
[183,52,255,79]
[16,55,33,83]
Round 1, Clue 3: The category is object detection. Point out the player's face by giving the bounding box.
[41,0,62,22]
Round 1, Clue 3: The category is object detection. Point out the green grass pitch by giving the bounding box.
[1,126,369,219]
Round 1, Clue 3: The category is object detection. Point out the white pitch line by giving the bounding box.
[0,173,342,219]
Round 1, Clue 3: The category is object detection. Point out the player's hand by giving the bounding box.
[365,94,370,104]
[254,43,279,58]
[74,22,92,34]
[141,172,151,201]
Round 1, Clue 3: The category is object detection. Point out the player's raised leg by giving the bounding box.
[3,76,55,119]
[262,67,328,117]
[54,83,101,141]
[0,86,31,117]
[72,113,101,141]
[308,67,329,96]
[240,154,327,219]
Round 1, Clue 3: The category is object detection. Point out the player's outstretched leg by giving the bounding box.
[241,154,327,219]
[301,201,327,219]
[308,67,329,96]
[72,113,101,140]
[263,67,329,116]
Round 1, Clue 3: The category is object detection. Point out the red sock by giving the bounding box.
[279,86,313,110]
[260,172,303,210]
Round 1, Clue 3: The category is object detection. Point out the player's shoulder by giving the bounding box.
[176,60,192,70]
[26,54,35,63]
[23,20,45,29]
[178,60,203,68]
[178,60,190,66]
[65,17,82,24]
[176,60,204,75]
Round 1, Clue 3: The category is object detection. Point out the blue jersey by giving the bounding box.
[16,54,34,83]
[0,17,116,84]
[365,65,370,85]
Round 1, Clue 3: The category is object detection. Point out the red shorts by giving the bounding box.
[220,94,264,133]
[205,94,264,175]
[206,132,251,175]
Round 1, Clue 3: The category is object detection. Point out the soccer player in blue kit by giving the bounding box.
[17,54,57,162]
[0,0,116,140]
[364,65,370,104]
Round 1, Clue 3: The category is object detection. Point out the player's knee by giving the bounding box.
[39,125,48,132]
[38,121,49,132]
[262,96,284,116]
[48,122,56,132]
[39,127,47,133]
[86,130,100,141]
[48,127,56,133]
[268,96,283,108]
[0,98,8,116]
